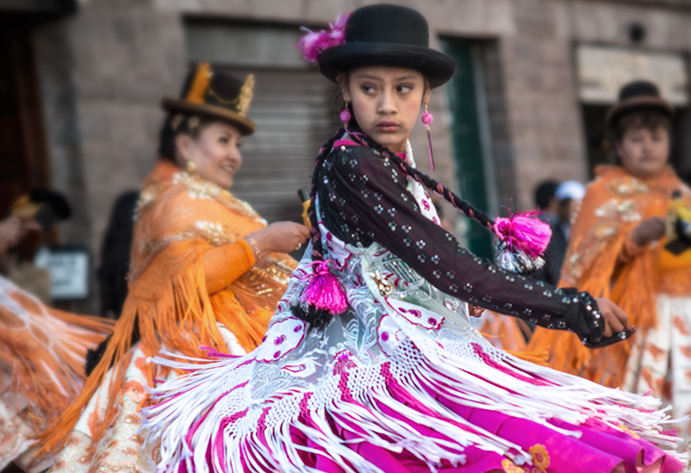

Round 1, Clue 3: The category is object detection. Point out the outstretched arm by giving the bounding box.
[318,146,612,345]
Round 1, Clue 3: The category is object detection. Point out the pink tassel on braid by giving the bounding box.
[493,211,551,258]
[301,260,348,314]
[292,129,350,331]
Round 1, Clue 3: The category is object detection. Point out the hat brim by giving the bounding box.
[318,43,455,88]
[161,98,256,136]
[606,96,673,128]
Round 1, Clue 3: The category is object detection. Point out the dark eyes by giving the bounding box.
[360,83,414,94]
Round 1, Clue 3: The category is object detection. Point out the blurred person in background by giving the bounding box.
[553,180,585,242]
[0,190,60,303]
[38,63,308,472]
[534,179,559,221]
[0,190,114,472]
[97,190,139,318]
[529,80,691,438]
[540,180,585,285]
[530,180,560,285]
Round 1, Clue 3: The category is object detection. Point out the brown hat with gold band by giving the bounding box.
[12,189,72,231]
[162,63,257,136]
[606,80,673,129]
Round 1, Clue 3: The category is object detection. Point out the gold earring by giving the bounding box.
[186,161,197,175]
[171,114,183,130]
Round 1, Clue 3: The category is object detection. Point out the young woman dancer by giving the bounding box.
[143,6,686,472]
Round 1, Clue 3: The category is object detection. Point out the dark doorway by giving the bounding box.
[0,24,51,213]
[0,22,53,260]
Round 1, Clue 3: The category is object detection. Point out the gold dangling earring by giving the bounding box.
[186,161,197,175]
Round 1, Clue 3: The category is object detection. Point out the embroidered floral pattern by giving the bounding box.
[529,443,550,471]
[123,380,148,404]
[617,424,641,439]
[49,348,161,473]
[594,198,641,223]
[194,220,232,246]
[502,458,526,473]
[172,171,265,222]
[609,176,650,196]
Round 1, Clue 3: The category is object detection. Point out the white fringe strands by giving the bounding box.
[143,334,686,473]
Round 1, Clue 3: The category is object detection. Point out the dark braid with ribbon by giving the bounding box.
[347,129,552,275]
[351,129,496,230]
[293,126,551,331]
[291,129,345,331]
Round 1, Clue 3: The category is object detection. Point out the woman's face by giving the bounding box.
[176,121,243,189]
[615,126,670,179]
[340,66,430,153]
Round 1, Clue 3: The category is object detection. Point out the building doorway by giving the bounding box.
[0,20,53,262]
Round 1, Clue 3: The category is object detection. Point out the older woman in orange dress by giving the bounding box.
[38,63,309,472]
[529,80,691,438]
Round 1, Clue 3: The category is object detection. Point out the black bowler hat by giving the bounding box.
[318,4,456,88]
[606,80,673,129]
[162,63,256,136]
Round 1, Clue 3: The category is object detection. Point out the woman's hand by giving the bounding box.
[594,297,629,338]
[631,216,666,246]
[0,216,29,254]
[249,222,310,256]
[468,304,485,318]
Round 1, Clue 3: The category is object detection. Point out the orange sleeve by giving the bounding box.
[203,240,256,294]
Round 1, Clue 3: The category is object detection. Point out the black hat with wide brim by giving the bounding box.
[318,4,455,89]
[162,63,257,136]
[606,80,673,129]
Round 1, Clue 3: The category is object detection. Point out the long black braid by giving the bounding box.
[354,131,497,231]
[291,129,344,331]
[292,125,500,331]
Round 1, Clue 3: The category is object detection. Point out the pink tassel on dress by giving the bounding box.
[301,260,348,314]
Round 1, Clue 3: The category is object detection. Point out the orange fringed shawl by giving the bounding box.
[39,160,295,453]
[528,165,691,387]
[0,277,113,431]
